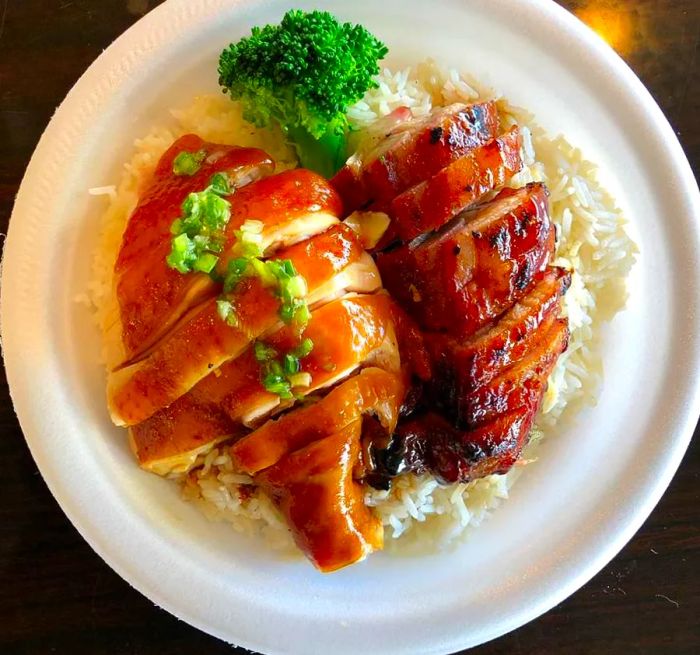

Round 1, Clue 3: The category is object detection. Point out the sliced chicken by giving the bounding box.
[128,391,244,476]
[231,367,406,475]
[427,267,571,418]
[112,134,275,364]
[390,127,523,242]
[215,168,342,273]
[332,102,500,214]
[255,420,383,572]
[377,183,555,336]
[223,293,401,426]
[108,225,380,426]
[129,294,402,475]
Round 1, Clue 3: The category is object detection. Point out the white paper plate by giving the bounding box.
[2,0,699,652]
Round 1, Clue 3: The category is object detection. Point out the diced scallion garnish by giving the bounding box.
[166,169,312,331]
[254,341,278,362]
[283,353,300,375]
[172,149,207,176]
[208,172,232,195]
[254,336,314,399]
[166,173,234,275]
[193,252,219,274]
[294,338,314,358]
[221,253,312,328]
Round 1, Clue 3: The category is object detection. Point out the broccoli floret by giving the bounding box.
[218,10,388,177]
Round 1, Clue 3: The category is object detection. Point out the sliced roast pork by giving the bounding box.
[332,101,500,213]
[389,127,523,241]
[378,183,555,336]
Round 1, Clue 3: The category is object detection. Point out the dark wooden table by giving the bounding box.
[1,1,698,653]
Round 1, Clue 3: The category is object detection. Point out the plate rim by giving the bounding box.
[2,0,699,652]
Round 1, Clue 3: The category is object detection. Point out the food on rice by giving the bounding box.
[88,11,636,570]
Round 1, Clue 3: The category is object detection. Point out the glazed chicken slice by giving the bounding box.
[390,127,523,242]
[110,134,275,366]
[332,101,500,213]
[231,367,406,475]
[107,225,381,426]
[256,420,383,572]
[214,168,342,273]
[114,165,341,366]
[129,294,402,475]
[427,267,571,416]
[128,390,244,477]
[223,293,401,426]
[378,183,555,336]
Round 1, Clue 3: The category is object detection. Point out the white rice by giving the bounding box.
[88,60,636,555]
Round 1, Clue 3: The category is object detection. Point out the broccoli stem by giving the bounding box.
[286,125,347,179]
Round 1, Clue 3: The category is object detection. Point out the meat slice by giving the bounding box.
[107,225,381,427]
[128,391,244,476]
[427,267,571,416]
[378,183,555,336]
[390,127,523,242]
[128,294,400,475]
[115,134,274,275]
[224,293,401,426]
[255,420,383,572]
[383,407,536,484]
[332,102,500,214]
[231,368,406,475]
[367,273,571,486]
[112,135,275,365]
[215,169,342,273]
[370,318,568,485]
[461,317,569,427]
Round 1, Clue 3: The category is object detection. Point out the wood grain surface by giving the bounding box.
[0,1,698,653]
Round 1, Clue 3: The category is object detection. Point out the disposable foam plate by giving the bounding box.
[2,1,699,652]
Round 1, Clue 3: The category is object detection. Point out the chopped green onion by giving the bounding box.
[223,257,249,293]
[256,333,314,400]
[167,182,232,275]
[294,303,311,326]
[263,378,293,400]
[269,360,284,378]
[172,149,206,176]
[279,303,296,324]
[208,172,232,196]
[294,337,314,358]
[250,258,277,287]
[193,252,219,274]
[283,353,300,376]
[241,219,264,234]
[286,275,307,298]
[237,239,264,259]
[166,233,196,273]
[254,341,278,362]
